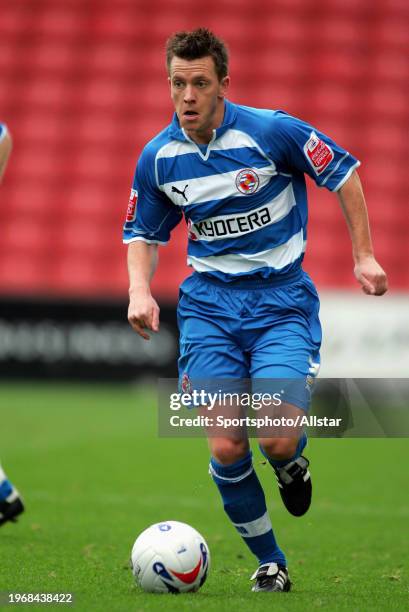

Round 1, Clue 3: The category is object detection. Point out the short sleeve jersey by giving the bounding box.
[123,100,359,282]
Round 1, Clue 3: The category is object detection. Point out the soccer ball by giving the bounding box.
[131,520,210,593]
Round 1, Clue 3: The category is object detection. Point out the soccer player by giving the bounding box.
[0,123,25,526]
[124,29,387,592]
[0,463,24,527]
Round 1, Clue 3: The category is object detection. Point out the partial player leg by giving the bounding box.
[0,463,24,526]
[258,416,312,517]
[250,343,319,516]
[209,435,283,565]
[207,430,291,592]
[246,274,321,518]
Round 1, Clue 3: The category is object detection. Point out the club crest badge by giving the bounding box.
[235,169,260,194]
[181,372,192,394]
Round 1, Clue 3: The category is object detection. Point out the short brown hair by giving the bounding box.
[166,28,229,81]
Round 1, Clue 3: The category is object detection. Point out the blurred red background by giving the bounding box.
[1,0,408,301]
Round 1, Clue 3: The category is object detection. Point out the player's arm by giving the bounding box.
[337,170,387,296]
[123,147,183,340]
[0,125,12,183]
[271,112,387,295]
[127,241,160,340]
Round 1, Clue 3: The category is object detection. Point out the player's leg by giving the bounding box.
[257,404,312,518]
[208,435,290,591]
[0,462,24,526]
[247,272,322,519]
[178,274,290,591]
[203,402,287,571]
[252,354,318,518]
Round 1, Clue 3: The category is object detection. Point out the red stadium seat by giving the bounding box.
[311,0,371,14]
[0,8,30,36]
[92,9,145,40]
[0,250,53,294]
[367,87,407,118]
[370,52,409,83]
[16,113,68,145]
[50,257,108,295]
[375,19,409,50]
[36,9,85,38]
[30,42,79,73]
[0,42,18,74]
[2,184,59,218]
[86,45,131,76]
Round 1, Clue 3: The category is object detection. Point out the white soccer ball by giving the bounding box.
[131,520,210,593]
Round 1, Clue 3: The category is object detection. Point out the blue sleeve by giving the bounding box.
[271,112,360,191]
[123,145,183,245]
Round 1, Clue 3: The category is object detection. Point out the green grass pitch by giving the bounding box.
[0,383,408,611]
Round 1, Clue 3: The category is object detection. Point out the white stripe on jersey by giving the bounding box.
[155,139,197,161]
[162,163,277,206]
[156,129,271,161]
[212,128,264,153]
[189,184,295,242]
[187,230,305,274]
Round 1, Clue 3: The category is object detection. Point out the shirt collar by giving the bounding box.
[168,99,237,142]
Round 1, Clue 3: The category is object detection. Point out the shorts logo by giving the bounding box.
[235,169,260,194]
[126,189,138,221]
[305,375,314,394]
[303,131,334,175]
[181,372,192,394]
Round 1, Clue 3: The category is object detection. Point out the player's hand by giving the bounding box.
[128,288,160,340]
[354,256,388,296]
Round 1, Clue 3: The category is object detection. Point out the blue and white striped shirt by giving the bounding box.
[123,100,359,282]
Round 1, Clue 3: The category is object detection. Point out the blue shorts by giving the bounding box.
[177,269,322,411]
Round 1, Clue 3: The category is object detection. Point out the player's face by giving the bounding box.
[169,56,230,144]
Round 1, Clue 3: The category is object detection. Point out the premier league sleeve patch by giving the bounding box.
[126,189,138,222]
[303,131,334,176]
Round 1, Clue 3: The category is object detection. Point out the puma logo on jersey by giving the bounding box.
[171,184,189,202]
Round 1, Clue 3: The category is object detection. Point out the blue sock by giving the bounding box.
[0,479,13,501]
[210,451,286,566]
[260,432,308,468]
